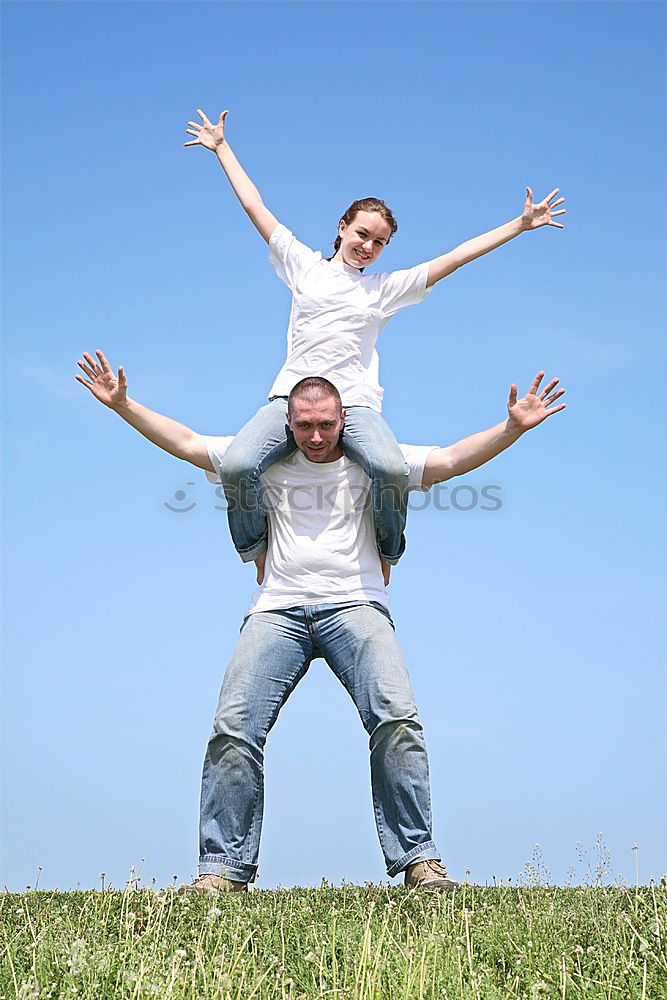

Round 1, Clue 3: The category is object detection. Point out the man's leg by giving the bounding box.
[312,603,447,880]
[196,608,314,886]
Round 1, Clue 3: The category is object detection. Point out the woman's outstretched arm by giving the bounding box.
[425,187,565,288]
[185,109,280,243]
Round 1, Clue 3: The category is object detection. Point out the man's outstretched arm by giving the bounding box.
[421,372,566,488]
[76,351,215,473]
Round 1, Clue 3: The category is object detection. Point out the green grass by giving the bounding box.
[2,880,666,999]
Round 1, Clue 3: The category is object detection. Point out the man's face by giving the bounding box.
[287,396,345,463]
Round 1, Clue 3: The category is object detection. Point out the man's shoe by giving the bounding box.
[404,859,459,891]
[179,874,248,895]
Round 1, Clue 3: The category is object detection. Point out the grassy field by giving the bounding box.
[2,879,666,999]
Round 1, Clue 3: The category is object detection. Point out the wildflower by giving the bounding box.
[207,907,223,919]
[530,983,549,997]
[67,940,88,976]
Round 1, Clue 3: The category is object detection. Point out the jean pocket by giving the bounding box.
[369,601,395,630]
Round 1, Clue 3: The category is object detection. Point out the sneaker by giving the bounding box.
[404,859,459,891]
[179,874,248,895]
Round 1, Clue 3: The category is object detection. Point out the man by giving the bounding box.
[76,351,566,893]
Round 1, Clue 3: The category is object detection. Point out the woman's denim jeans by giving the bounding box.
[219,398,409,565]
[199,603,440,883]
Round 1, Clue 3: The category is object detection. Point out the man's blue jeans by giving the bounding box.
[199,603,440,883]
[219,398,409,565]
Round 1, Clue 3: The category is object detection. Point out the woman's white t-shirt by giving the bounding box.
[205,436,434,617]
[267,224,432,412]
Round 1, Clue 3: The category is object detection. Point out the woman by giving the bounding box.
[185,109,565,583]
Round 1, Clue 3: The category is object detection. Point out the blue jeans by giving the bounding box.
[219,398,409,565]
[198,603,440,883]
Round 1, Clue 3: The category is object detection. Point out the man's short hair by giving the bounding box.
[287,377,343,417]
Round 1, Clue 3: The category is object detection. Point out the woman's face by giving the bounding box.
[337,210,392,269]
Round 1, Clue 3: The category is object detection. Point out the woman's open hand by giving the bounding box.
[185,108,228,152]
[521,187,566,230]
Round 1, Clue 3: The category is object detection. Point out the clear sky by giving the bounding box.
[2,0,665,892]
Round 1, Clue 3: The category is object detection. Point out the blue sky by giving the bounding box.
[2,0,665,891]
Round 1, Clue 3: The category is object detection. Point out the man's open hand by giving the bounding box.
[75,350,127,408]
[507,372,566,431]
[521,188,566,230]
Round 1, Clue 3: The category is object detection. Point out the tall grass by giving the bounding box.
[2,878,666,998]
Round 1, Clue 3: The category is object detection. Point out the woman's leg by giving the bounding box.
[219,398,294,563]
[341,407,409,565]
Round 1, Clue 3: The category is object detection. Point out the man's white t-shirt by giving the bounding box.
[206,438,435,617]
[267,224,432,413]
